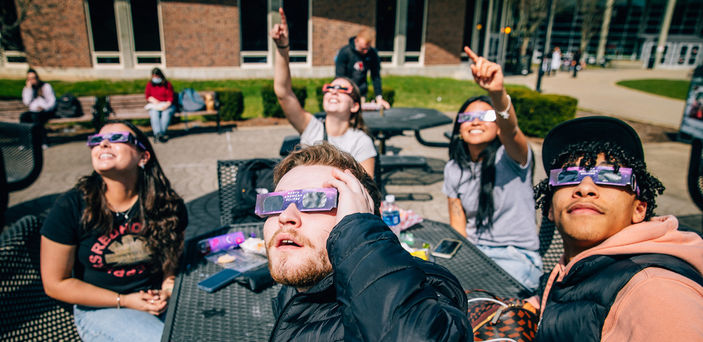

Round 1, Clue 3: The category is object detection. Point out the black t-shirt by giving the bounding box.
[41,188,186,294]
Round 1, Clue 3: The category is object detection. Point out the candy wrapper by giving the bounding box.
[398,208,423,230]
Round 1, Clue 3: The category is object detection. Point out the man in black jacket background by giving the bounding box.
[335,29,391,109]
[263,143,470,341]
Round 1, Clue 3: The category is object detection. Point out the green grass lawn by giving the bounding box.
[0,76,499,119]
[616,79,689,100]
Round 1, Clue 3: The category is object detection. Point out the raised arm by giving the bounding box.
[465,46,529,166]
[271,8,312,134]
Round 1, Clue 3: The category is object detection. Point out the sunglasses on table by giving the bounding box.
[457,110,497,123]
[255,188,338,217]
[87,131,146,150]
[548,166,639,195]
[322,84,353,95]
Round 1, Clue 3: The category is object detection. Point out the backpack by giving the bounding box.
[54,93,83,118]
[231,159,278,223]
[179,88,205,112]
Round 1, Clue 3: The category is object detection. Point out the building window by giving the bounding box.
[404,0,425,63]
[376,0,396,63]
[0,0,27,65]
[240,0,269,64]
[86,0,164,68]
[131,0,163,65]
[87,0,120,65]
[283,0,309,64]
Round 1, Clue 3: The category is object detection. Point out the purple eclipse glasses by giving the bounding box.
[548,166,639,195]
[87,131,146,150]
[457,110,497,123]
[255,188,338,217]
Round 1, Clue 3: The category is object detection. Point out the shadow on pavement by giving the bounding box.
[4,193,60,228]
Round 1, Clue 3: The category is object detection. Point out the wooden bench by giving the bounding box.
[105,91,221,133]
[0,96,98,125]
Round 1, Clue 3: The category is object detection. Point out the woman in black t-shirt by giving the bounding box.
[40,120,187,341]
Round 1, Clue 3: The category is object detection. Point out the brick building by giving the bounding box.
[0,0,481,79]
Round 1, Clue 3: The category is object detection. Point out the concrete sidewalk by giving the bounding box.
[504,68,690,129]
[5,66,701,232]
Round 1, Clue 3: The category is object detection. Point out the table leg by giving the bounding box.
[414,130,449,148]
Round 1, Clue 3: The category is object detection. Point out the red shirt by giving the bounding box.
[145,81,174,103]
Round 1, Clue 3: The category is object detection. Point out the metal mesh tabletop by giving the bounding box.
[362,107,453,132]
[163,219,529,341]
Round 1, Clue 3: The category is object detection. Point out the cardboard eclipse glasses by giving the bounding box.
[87,131,146,150]
[548,166,639,195]
[255,188,338,217]
[457,110,497,123]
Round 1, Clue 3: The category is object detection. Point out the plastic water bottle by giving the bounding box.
[381,195,401,236]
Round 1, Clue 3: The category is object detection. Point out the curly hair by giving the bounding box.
[534,140,665,220]
[448,95,501,235]
[77,120,185,276]
[274,142,382,215]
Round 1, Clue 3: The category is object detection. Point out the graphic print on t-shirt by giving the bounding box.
[88,221,152,278]
[354,61,364,71]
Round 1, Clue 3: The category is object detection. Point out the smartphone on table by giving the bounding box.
[198,269,242,293]
[431,239,462,259]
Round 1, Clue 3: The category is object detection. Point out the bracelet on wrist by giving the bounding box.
[116,293,121,310]
[496,94,511,119]
[276,43,289,49]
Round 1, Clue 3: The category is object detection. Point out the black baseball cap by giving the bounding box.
[541,116,644,171]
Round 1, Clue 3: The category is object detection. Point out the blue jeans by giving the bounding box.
[74,305,165,342]
[476,244,543,292]
[149,106,176,136]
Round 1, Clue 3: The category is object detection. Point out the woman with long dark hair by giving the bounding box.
[145,67,176,143]
[443,48,542,291]
[21,68,56,147]
[270,8,376,176]
[40,120,187,341]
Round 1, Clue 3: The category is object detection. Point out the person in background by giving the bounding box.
[271,8,376,177]
[443,46,542,291]
[21,68,56,148]
[144,68,175,143]
[534,116,703,341]
[265,143,470,341]
[40,120,187,342]
[335,28,390,109]
[571,49,582,78]
[550,47,561,76]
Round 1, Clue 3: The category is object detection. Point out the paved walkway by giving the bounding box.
[5,66,701,233]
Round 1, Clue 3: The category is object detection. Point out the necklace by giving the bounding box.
[113,202,137,222]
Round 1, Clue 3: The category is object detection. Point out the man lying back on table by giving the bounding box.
[261,143,471,341]
[534,116,703,341]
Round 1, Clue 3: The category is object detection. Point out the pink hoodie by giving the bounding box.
[540,216,703,341]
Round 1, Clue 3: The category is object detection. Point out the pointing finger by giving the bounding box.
[464,46,479,63]
[279,8,287,27]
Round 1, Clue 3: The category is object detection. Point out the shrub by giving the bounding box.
[217,89,244,121]
[261,84,307,118]
[315,84,396,112]
[506,86,577,138]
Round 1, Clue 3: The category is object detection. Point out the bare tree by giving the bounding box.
[579,0,602,57]
[0,0,35,51]
[512,0,549,59]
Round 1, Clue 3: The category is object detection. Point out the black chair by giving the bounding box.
[217,159,280,226]
[0,215,81,341]
[688,139,703,216]
[537,216,564,296]
[0,122,44,228]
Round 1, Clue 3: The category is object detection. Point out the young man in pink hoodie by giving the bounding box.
[534,116,703,341]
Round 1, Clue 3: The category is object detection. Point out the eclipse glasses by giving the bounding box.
[255,188,338,217]
[322,84,353,95]
[457,110,497,123]
[548,166,639,195]
[87,131,146,150]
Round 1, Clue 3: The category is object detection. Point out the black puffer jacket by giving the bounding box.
[335,37,382,98]
[269,213,471,341]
